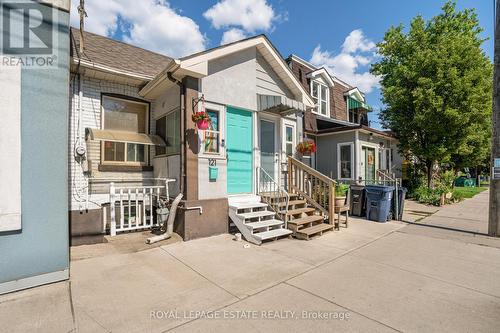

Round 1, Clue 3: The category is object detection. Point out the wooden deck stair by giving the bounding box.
[260,192,334,240]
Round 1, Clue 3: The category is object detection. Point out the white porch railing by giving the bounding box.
[108,180,175,236]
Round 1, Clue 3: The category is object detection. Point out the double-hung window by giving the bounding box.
[311,80,329,116]
[204,110,220,154]
[338,143,354,180]
[285,125,294,156]
[102,95,149,165]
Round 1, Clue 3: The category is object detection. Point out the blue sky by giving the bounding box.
[71,0,494,128]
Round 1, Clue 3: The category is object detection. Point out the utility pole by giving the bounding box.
[489,0,500,237]
[78,0,87,54]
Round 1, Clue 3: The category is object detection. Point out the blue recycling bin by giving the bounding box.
[365,185,394,222]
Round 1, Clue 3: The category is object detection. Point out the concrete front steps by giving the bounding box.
[260,192,334,240]
[228,195,292,245]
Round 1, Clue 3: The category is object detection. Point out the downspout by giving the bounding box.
[146,193,183,244]
[166,70,185,197]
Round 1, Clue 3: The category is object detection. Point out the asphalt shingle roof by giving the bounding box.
[70,27,172,78]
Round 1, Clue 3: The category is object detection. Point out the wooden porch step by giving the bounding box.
[237,210,275,220]
[295,223,334,240]
[246,219,283,230]
[277,199,307,208]
[287,215,324,226]
[282,207,315,216]
[254,228,292,241]
[260,192,299,199]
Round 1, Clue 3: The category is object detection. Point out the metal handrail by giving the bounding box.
[257,166,290,228]
[376,169,396,183]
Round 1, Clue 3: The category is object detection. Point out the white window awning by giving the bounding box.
[257,94,307,116]
[85,128,166,146]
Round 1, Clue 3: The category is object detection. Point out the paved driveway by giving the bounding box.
[1,209,500,332]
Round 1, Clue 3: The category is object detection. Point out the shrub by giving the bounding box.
[451,190,465,202]
[412,186,442,206]
[435,170,455,195]
[335,183,349,197]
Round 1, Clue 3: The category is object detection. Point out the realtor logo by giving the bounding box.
[0,1,57,68]
[1,1,53,54]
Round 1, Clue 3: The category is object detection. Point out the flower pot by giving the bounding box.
[196,119,209,130]
[335,196,346,207]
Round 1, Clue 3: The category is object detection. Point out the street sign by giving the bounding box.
[493,158,500,180]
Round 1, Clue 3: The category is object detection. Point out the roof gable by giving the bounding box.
[177,36,314,107]
[345,87,365,102]
[306,67,335,87]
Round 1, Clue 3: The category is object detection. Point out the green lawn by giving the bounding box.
[452,186,487,199]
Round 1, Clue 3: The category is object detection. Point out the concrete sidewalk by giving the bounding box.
[1,214,500,332]
[411,189,490,234]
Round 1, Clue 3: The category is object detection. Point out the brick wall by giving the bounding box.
[331,83,348,121]
[287,58,310,92]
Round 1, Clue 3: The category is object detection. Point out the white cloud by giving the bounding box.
[310,29,379,93]
[203,0,277,45]
[341,29,376,53]
[221,28,248,45]
[70,0,206,58]
[204,0,275,32]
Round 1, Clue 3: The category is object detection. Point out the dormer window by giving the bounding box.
[311,80,329,116]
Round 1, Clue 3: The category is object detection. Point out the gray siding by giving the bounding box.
[256,52,293,98]
[317,132,356,180]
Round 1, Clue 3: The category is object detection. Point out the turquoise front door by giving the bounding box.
[226,106,253,194]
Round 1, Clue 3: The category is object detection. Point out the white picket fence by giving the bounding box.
[108,180,175,236]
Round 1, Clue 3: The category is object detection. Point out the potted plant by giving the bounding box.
[334,183,349,207]
[192,111,211,130]
[296,139,316,156]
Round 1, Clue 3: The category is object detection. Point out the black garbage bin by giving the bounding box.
[391,187,407,221]
[350,185,366,217]
[365,185,394,222]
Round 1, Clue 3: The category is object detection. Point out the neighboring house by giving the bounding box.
[1,0,70,294]
[286,55,402,182]
[69,29,314,242]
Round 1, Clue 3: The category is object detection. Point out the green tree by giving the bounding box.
[371,1,492,187]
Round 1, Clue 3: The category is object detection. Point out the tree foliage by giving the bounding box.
[371,1,492,186]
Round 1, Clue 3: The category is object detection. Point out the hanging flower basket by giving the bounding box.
[192,111,211,130]
[296,140,316,156]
